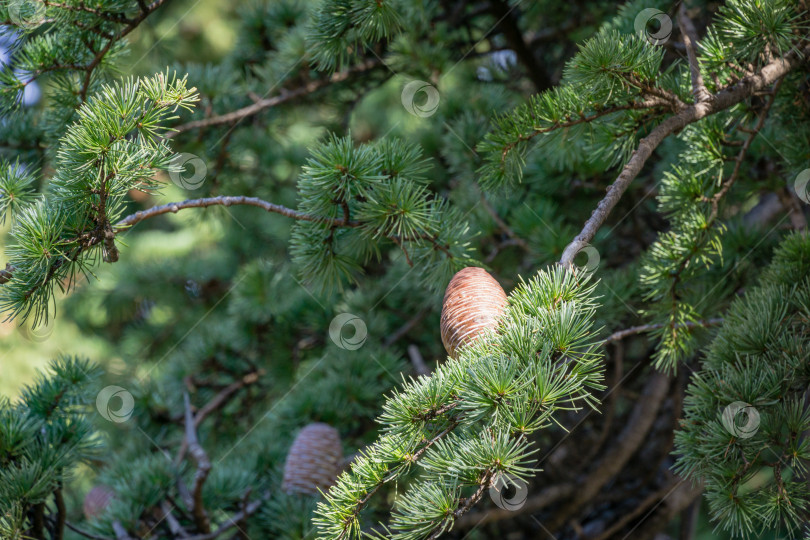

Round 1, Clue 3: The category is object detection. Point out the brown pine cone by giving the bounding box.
[440,267,508,358]
[83,485,115,519]
[282,423,342,496]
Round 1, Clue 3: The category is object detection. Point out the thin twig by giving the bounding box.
[603,318,723,344]
[455,483,576,529]
[559,45,810,267]
[183,392,212,534]
[115,196,359,231]
[183,494,268,540]
[174,370,263,465]
[678,3,710,103]
[705,79,783,223]
[82,0,170,101]
[168,59,381,136]
[383,305,431,347]
[66,522,112,540]
[407,344,431,376]
[480,195,529,251]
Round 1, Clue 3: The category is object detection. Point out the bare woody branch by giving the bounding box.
[603,318,723,344]
[174,370,263,466]
[678,3,710,103]
[184,495,268,540]
[183,392,212,534]
[559,44,810,268]
[115,196,359,231]
[542,371,672,532]
[168,59,382,136]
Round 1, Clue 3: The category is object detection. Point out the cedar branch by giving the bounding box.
[559,44,810,267]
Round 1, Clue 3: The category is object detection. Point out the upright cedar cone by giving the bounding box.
[282,423,343,495]
[83,485,115,519]
[440,267,508,358]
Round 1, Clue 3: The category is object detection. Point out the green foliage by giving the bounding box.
[309,0,405,71]
[476,30,676,190]
[674,232,810,538]
[0,357,102,537]
[0,72,198,325]
[290,135,476,292]
[315,266,604,538]
[0,0,808,539]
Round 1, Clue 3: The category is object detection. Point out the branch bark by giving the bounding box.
[541,371,672,533]
[604,318,723,344]
[175,370,262,466]
[184,495,268,540]
[168,59,381,136]
[183,392,212,534]
[115,195,359,231]
[559,44,810,267]
[678,4,710,103]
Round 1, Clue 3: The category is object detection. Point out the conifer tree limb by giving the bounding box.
[175,370,263,466]
[488,0,551,91]
[704,79,782,224]
[559,44,810,268]
[183,392,212,534]
[184,496,267,540]
[65,522,111,540]
[43,1,133,24]
[168,59,381,136]
[77,0,171,101]
[542,371,671,532]
[603,319,723,344]
[678,3,710,103]
[115,196,360,231]
[454,483,576,529]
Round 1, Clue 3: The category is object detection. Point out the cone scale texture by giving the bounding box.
[282,423,343,496]
[440,267,508,358]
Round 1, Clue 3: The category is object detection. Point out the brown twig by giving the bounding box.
[79,0,170,101]
[183,392,212,534]
[168,59,381,136]
[678,3,710,103]
[183,495,267,540]
[603,318,723,344]
[174,370,262,465]
[704,79,783,223]
[454,482,576,529]
[559,45,810,267]
[115,196,359,231]
[425,469,496,540]
[481,195,529,251]
[499,98,670,162]
[65,522,112,540]
[383,305,431,347]
[541,371,672,533]
[407,344,431,376]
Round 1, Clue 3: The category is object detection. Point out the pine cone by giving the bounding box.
[282,423,342,496]
[83,485,114,519]
[440,267,508,358]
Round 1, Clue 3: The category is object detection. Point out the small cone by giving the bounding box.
[282,423,342,496]
[440,267,508,358]
[83,485,114,519]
